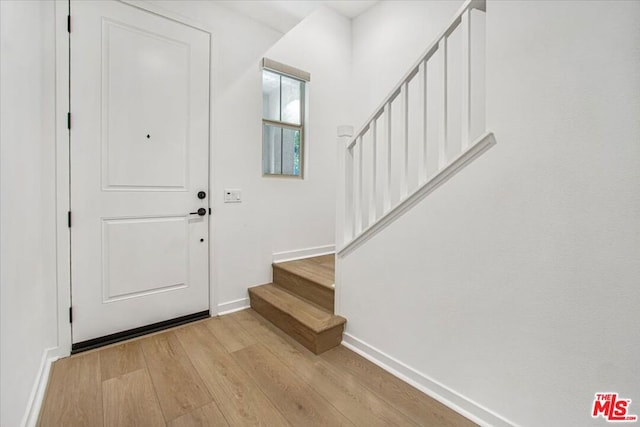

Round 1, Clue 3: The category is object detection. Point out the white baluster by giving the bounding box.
[420,60,428,184]
[344,144,354,242]
[438,37,448,170]
[353,139,362,234]
[401,82,409,199]
[358,136,367,230]
[370,120,378,223]
[461,8,471,151]
[383,103,392,212]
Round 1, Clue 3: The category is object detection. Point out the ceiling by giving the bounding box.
[323,1,379,18]
[217,1,379,33]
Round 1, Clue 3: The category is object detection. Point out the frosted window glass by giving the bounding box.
[281,76,302,125]
[262,70,280,122]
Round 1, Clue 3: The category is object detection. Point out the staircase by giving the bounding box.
[337,0,493,257]
[248,255,346,354]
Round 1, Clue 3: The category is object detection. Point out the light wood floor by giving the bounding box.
[38,309,476,427]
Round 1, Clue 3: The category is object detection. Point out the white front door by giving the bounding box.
[70,1,210,346]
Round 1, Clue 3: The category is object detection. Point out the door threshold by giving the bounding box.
[71,310,210,354]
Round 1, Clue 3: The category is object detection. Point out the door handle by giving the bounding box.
[190,208,207,216]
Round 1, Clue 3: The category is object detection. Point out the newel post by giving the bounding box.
[336,125,354,252]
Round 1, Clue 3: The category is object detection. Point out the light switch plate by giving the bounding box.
[224,189,242,203]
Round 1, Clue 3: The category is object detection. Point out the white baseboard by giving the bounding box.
[272,244,335,263]
[21,347,60,427]
[341,333,516,427]
[217,297,250,316]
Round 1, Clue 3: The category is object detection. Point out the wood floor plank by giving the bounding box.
[99,341,145,381]
[102,369,165,427]
[140,331,212,422]
[321,346,477,427]
[37,352,103,427]
[232,343,354,427]
[231,310,417,426]
[205,315,256,353]
[174,322,290,426]
[168,402,229,427]
[39,310,476,427]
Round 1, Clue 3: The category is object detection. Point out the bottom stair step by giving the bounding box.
[248,284,346,355]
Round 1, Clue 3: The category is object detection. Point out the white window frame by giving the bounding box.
[261,58,310,178]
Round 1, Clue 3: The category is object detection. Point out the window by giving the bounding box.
[261,58,310,177]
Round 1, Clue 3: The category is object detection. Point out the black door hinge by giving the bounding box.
[209,208,212,215]
[68,211,72,228]
[67,15,71,33]
[69,307,73,323]
[67,112,71,130]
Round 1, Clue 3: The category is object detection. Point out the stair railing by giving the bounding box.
[337,0,496,256]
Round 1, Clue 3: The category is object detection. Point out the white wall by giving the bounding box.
[339,1,640,426]
[257,7,351,260]
[141,1,283,314]
[0,0,347,423]
[145,2,350,312]
[350,0,463,128]
[0,1,59,426]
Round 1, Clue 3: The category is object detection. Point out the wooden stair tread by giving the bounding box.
[274,255,335,289]
[248,284,345,334]
[249,254,343,354]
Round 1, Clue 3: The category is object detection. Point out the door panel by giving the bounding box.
[102,216,188,302]
[71,0,210,344]
[103,18,190,190]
